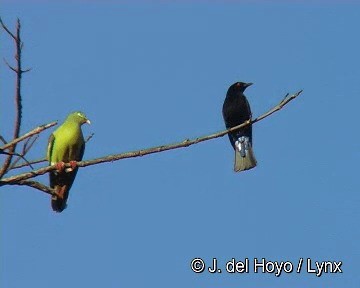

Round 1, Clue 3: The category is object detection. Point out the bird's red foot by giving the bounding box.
[56,161,66,172]
[69,160,77,169]
[69,160,77,170]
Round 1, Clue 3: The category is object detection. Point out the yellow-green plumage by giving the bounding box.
[47,112,90,212]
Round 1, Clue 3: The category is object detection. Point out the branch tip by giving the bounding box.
[0,18,16,40]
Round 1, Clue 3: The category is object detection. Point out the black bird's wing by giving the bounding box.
[223,95,253,149]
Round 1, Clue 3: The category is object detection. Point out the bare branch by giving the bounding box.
[0,17,16,40]
[0,136,7,145]
[3,58,17,72]
[0,90,303,186]
[9,135,39,169]
[85,133,95,143]
[22,136,34,154]
[0,164,56,184]
[22,67,32,73]
[23,135,39,155]
[0,122,57,151]
[6,180,54,195]
[10,158,47,170]
[0,150,34,169]
[13,18,23,140]
[252,89,303,123]
[0,18,24,178]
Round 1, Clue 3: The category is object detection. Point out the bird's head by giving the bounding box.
[68,111,91,125]
[229,82,253,94]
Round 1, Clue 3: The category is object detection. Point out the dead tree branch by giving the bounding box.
[9,135,39,169]
[85,133,95,143]
[0,136,7,145]
[0,122,57,151]
[5,180,54,195]
[0,150,34,169]
[0,89,303,188]
[0,18,31,178]
[10,158,47,170]
[0,18,16,40]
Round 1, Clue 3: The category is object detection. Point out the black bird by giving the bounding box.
[222,82,257,172]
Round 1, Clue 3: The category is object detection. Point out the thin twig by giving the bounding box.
[0,90,303,187]
[0,136,7,145]
[10,135,39,169]
[3,58,17,72]
[6,180,54,195]
[10,158,47,170]
[22,136,32,154]
[0,17,16,40]
[85,133,95,143]
[0,122,57,151]
[23,135,39,155]
[0,150,34,169]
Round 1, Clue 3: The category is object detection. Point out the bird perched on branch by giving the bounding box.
[222,82,257,172]
[47,111,90,212]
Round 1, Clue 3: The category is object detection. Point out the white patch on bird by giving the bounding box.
[235,140,243,152]
[235,136,251,157]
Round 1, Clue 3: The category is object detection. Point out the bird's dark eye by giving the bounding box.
[236,82,241,87]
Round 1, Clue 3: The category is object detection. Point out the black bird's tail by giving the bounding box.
[234,148,257,172]
[234,136,257,172]
[51,185,69,212]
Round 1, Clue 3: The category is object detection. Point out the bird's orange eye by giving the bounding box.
[236,83,241,86]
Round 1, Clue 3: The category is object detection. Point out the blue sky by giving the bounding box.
[1,2,359,287]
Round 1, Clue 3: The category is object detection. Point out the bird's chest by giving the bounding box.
[224,98,248,124]
[59,128,82,145]
[53,127,84,162]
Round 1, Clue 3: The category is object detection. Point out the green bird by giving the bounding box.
[47,111,90,212]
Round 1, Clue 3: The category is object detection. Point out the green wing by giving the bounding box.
[47,133,55,164]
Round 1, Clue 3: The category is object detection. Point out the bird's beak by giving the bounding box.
[86,119,91,125]
[245,82,253,88]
